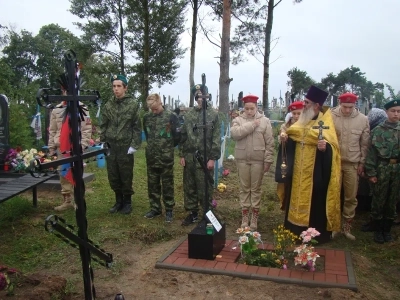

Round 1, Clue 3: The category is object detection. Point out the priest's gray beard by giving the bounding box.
[297,105,316,126]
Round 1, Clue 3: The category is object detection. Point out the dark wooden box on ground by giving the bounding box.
[188,220,226,260]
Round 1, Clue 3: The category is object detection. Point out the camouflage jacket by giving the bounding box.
[179,106,221,160]
[365,121,400,177]
[100,95,141,149]
[143,109,180,167]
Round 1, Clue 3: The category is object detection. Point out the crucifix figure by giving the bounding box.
[312,120,329,141]
[34,49,112,300]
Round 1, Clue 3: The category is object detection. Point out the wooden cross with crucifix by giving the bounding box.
[312,120,329,140]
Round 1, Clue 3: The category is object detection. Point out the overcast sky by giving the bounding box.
[2,0,400,107]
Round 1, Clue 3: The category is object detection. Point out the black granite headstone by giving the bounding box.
[0,94,10,167]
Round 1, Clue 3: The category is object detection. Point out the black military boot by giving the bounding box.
[361,218,375,232]
[383,219,394,242]
[119,195,132,214]
[109,193,123,213]
[373,219,384,244]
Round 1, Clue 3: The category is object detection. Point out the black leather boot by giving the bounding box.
[119,195,132,214]
[383,219,394,242]
[109,193,123,213]
[361,216,375,232]
[373,219,384,244]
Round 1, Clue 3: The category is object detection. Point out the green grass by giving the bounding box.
[1,139,400,299]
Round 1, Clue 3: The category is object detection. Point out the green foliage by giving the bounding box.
[288,65,394,108]
[35,24,92,87]
[8,103,35,149]
[81,54,120,107]
[385,84,400,100]
[126,0,187,104]
[69,0,187,105]
[241,249,282,268]
[0,58,14,95]
[69,0,129,73]
[2,30,37,86]
[287,67,315,99]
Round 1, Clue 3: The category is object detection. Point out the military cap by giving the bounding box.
[338,92,358,103]
[288,101,305,112]
[242,94,259,103]
[191,84,208,96]
[111,74,128,85]
[384,99,400,110]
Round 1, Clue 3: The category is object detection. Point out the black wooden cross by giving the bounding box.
[312,120,329,140]
[33,50,112,300]
[192,73,214,221]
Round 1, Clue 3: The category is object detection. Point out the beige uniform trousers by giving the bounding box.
[60,174,73,195]
[57,150,73,195]
[341,161,359,219]
[237,162,264,210]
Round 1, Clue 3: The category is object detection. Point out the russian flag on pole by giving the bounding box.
[59,114,75,186]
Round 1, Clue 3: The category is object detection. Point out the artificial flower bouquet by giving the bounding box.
[0,265,17,296]
[236,226,262,256]
[5,147,54,173]
[293,228,321,271]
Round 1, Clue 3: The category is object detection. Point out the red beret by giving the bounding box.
[288,101,304,112]
[242,94,259,103]
[338,92,358,103]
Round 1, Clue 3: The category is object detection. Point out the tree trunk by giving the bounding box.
[263,0,274,116]
[218,0,231,115]
[142,0,150,102]
[189,0,198,107]
[118,0,125,74]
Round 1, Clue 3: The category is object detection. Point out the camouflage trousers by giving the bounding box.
[371,163,400,220]
[106,144,134,195]
[147,165,175,212]
[183,155,213,212]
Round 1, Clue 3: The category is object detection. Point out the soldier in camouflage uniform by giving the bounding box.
[100,75,141,214]
[365,99,400,243]
[179,84,221,226]
[143,94,181,222]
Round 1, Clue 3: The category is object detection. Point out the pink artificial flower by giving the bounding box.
[308,228,320,237]
[239,236,249,244]
[0,273,7,291]
[243,226,251,233]
[308,252,319,260]
[303,235,312,243]
[212,199,218,208]
[6,268,17,274]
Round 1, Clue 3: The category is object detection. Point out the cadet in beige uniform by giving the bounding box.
[331,92,370,240]
[231,94,274,231]
[48,78,92,211]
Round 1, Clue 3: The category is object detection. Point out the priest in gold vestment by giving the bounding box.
[276,86,341,243]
